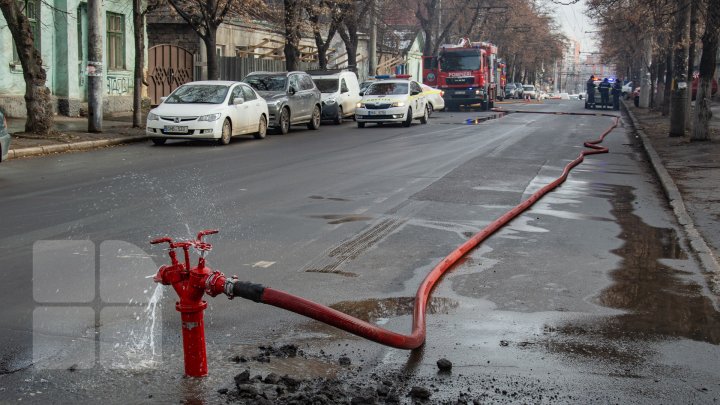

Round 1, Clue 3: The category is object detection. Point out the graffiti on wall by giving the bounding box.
[107,75,133,95]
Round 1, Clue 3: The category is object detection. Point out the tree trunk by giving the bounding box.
[284,0,301,72]
[132,0,145,128]
[685,0,697,131]
[338,25,358,74]
[669,0,690,137]
[691,1,720,141]
[0,0,53,135]
[662,50,673,116]
[204,29,219,80]
[656,52,666,108]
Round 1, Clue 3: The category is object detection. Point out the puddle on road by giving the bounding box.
[309,214,373,225]
[596,184,720,344]
[542,185,720,363]
[329,297,459,323]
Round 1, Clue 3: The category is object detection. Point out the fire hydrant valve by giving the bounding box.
[150,229,233,377]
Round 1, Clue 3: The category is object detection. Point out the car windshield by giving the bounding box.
[365,82,408,96]
[165,85,229,104]
[506,84,516,89]
[523,86,535,91]
[313,79,339,93]
[244,75,287,91]
[439,50,481,71]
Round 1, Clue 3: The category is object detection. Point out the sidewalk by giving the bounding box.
[623,100,720,291]
[7,112,148,159]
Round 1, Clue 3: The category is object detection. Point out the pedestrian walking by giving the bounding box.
[612,80,622,110]
[598,78,611,109]
[586,75,596,108]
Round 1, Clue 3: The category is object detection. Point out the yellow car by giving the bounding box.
[355,79,429,128]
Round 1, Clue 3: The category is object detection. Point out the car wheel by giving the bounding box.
[151,138,166,146]
[420,105,429,124]
[357,122,365,128]
[307,105,321,130]
[218,119,232,145]
[254,115,267,139]
[279,107,290,134]
[402,108,412,127]
[334,106,343,125]
[427,102,434,117]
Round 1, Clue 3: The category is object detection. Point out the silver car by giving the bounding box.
[243,71,322,134]
[0,111,10,162]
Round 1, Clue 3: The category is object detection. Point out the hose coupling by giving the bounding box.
[224,276,239,299]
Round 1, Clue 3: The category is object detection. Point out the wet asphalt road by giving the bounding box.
[1,100,719,403]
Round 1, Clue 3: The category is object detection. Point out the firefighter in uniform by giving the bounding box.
[598,78,611,109]
[611,80,622,110]
[586,76,596,107]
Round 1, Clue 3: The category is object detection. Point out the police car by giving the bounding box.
[355,78,429,128]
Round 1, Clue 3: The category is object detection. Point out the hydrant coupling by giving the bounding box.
[151,229,234,377]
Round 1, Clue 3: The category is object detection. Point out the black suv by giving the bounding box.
[244,71,322,134]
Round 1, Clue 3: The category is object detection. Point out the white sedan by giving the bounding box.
[420,83,445,115]
[355,79,429,128]
[146,81,269,145]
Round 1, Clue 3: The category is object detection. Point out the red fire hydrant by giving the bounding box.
[151,229,235,377]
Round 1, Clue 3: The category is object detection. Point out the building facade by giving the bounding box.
[0,0,141,117]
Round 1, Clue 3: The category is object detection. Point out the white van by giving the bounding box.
[309,70,361,124]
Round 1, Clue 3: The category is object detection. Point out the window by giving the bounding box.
[411,81,422,94]
[241,85,257,101]
[229,86,243,104]
[340,79,349,93]
[106,12,125,70]
[300,75,315,91]
[12,0,41,63]
[289,75,300,91]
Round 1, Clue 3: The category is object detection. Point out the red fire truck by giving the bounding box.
[422,38,502,111]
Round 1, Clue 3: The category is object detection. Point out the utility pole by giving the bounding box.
[369,0,377,78]
[87,0,103,132]
[670,0,690,136]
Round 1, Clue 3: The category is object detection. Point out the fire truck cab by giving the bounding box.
[423,39,499,111]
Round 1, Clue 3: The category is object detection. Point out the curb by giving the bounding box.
[622,100,720,292]
[8,135,148,159]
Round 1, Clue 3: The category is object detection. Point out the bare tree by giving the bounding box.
[305,0,344,69]
[283,0,304,71]
[132,0,161,128]
[336,0,372,73]
[0,0,53,135]
[691,0,719,141]
[166,0,235,80]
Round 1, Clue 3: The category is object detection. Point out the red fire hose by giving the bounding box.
[231,109,622,349]
[152,109,621,376]
[234,109,621,349]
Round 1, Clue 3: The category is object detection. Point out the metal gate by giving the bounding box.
[148,45,194,105]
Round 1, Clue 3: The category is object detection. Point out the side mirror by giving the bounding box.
[160,96,168,103]
[288,86,297,95]
[233,97,245,105]
[411,90,421,96]
[359,90,365,96]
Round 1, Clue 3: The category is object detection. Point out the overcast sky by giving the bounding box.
[551,0,598,53]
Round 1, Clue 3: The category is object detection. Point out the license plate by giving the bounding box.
[368,110,384,115]
[164,125,188,133]
[454,90,466,95]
